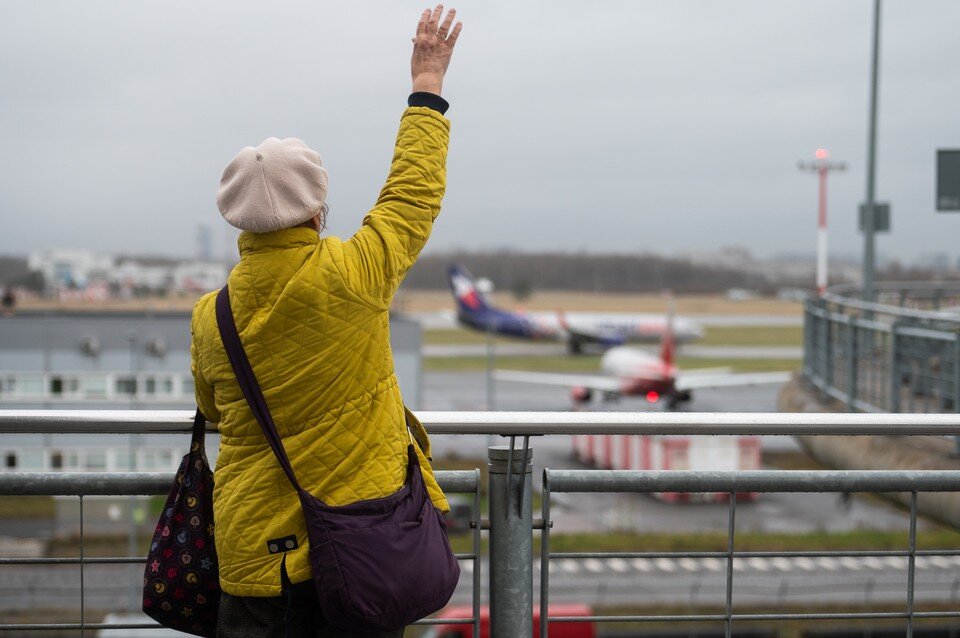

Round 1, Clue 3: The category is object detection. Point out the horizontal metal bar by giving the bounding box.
[734,611,960,621]
[823,290,960,322]
[545,469,960,493]
[0,624,161,631]
[547,611,960,624]
[0,470,477,496]
[547,549,960,559]
[0,552,479,566]
[6,547,956,567]
[896,325,957,341]
[547,614,727,623]
[5,410,960,435]
[0,619,477,632]
[0,556,144,565]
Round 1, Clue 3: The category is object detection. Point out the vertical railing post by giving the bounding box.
[954,332,960,455]
[823,301,834,392]
[846,315,858,412]
[890,322,901,413]
[802,299,813,380]
[488,445,533,637]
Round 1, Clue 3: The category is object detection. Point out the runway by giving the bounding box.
[408,311,803,330]
[423,343,802,359]
[422,372,929,537]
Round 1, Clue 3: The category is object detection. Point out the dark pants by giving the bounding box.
[216,564,404,638]
[216,591,405,638]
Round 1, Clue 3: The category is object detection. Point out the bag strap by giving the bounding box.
[215,285,305,495]
[190,408,208,456]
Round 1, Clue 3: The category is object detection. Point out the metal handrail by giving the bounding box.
[5,409,960,435]
[3,411,960,637]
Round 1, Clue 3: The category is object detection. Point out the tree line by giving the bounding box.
[403,251,782,295]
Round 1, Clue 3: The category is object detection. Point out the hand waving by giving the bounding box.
[411,5,462,96]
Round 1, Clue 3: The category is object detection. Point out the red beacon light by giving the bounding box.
[815,148,829,160]
[646,391,660,403]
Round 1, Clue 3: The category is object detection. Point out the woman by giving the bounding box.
[189,7,462,636]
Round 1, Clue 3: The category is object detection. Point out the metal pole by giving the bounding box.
[889,322,901,413]
[954,332,960,455]
[817,164,828,296]
[486,318,496,411]
[847,315,859,412]
[488,445,533,637]
[863,0,882,303]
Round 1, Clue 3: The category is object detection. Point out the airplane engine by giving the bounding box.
[570,386,592,403]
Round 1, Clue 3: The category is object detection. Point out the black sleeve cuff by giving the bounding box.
[408,92,449,115]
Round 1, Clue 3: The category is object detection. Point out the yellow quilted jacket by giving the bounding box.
[190,106,450,597]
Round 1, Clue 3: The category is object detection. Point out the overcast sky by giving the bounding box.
[1,1,958,263]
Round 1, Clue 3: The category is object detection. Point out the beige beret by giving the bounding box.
[217,137,329,233]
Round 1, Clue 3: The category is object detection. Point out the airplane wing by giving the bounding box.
[675,371,793,392]
[493,369,623,393]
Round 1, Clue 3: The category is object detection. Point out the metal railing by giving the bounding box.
[2,410,960,638]
[804,282,960,415]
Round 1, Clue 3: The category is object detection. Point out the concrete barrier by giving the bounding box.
[779,375,960,529]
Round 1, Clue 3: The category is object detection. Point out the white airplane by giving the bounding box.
[493,307,791,409]
[448,265,703,353]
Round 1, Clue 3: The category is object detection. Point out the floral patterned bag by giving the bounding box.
[142,408,220,637]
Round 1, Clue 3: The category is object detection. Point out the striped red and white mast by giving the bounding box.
[799,149,846,296]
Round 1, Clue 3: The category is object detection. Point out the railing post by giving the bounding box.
[488,444,533,638]
[954,332,960,455]
[823,300,834,391]
[802,299,813,379]
[846,315,858,412]
[890,322,902,413]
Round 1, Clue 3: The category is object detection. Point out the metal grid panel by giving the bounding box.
[540,470,960,638]
[803,286,960,415]
[0,471,483,636]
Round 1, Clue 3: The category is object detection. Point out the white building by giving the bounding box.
[172,261,229,293]
[27,249,114,290]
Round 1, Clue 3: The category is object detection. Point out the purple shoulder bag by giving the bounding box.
[215,285,460,632]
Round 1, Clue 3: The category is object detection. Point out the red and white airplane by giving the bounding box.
[494,307,791,409]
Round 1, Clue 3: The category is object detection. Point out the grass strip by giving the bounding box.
[698,325,803,347]
[0,496,56,519]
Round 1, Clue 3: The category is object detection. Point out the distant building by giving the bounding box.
[27,249,114,291]
[171,261,228,293]
[27,249,229,296]
[0,310,422,473]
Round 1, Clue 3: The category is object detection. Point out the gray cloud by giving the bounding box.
[1,0,958,263]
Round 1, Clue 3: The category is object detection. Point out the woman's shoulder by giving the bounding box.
[190,290,219,332]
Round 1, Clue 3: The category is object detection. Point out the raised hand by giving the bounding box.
[411,5,462,96]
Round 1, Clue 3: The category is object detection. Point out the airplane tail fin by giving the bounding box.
[448,265,491,315]
[660,293,676,367]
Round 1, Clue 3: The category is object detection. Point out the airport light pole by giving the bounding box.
[863,0,882,302]
[799,149,846,296]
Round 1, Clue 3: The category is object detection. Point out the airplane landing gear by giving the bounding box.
[667,390,693,411]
